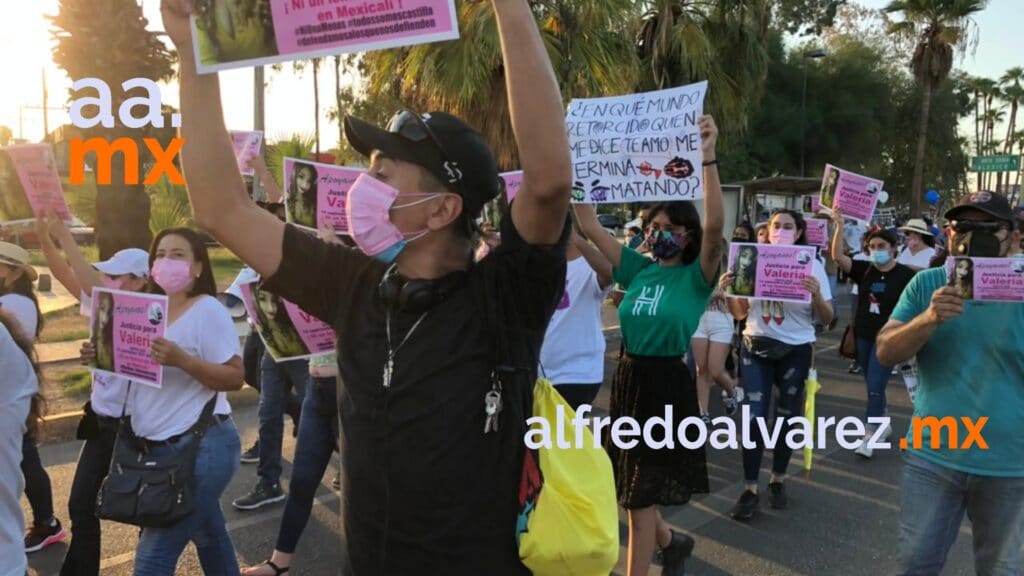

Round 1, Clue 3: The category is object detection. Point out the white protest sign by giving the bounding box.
[565,81,708,204]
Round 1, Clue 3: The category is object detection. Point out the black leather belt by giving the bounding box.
[142,414,229,448]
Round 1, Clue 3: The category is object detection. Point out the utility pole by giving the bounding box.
[42,69,49,141]
[253,65,266,200]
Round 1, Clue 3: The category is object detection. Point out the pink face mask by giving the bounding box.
[151,258,194,294]
[344,173,435,263]
[769,228,797,245]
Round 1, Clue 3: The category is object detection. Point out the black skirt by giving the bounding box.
[604,354,710,509]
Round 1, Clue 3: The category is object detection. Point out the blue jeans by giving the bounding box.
[258,353,309,487]
[133,417,241,576]
[275,376,339,553]
[856,336,892,420]
[898,451,1024,575]
[740,343,813,484]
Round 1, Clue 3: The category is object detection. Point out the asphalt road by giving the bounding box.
[25,295,984,575]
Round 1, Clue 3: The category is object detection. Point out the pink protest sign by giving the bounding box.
[231,131,264,176]
[89,289,168,388]
[191,0,460,74]
[818,164,884,223]
[804,217,828,249]
[0,145,73,225]
[239,282,337,362]
[726,242,817,304]
[947,257,1024,303]
[500,170,523,203]
[802,195,823,214]
[283,157,363,233]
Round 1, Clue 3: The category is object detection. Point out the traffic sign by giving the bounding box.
[972,155,1021,172]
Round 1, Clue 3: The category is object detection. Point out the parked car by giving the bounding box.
[598,213,625,230]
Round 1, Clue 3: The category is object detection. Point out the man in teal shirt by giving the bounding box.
[877,191,1024,575]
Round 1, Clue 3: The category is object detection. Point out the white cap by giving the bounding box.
[94,249,150,278]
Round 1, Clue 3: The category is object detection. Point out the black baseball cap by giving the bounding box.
[944,190,1014,223]
[344,110,500,222]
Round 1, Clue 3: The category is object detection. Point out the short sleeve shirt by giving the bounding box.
[262,210,570,574]
[849,261,916,340]
[890,268,1024,476]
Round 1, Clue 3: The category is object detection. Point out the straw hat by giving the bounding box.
[898,218,933,237]
[0,242,38,281]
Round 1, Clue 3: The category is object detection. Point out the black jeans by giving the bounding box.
[60,418,118,576]
[21,430,54,525]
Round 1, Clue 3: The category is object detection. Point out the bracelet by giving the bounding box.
[702,159,718,167]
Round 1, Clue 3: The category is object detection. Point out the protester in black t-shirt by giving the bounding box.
[830,209,915,459]
[161,0,573,573]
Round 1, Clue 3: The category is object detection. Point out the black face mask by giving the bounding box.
[950,221,1008,257]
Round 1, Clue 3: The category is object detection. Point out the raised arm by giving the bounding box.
[252,154,283,204]
[830,210,853,273]
[46,214,105,297]
[34,216,82,298]
[573,204,623,269]
[161,0,284,278]
[493,0,572,244]
[573,232,613,289]
[699,116,724,286]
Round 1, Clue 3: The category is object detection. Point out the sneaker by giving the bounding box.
[855,422,892,459]
[848,362,862,375]
[240,441,260,464]
[768,481,788,509]
[233,483,286,511]
[730,490,759,521]
[722,387,744,416]
[659,530,695,576]
[700,413,711,426]
[25,518,65,553]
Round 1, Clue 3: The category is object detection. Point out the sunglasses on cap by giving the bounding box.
[948,220,1010,234]
[387,110,465,192]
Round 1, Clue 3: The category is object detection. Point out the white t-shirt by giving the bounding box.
[539,256,611,385]
[0,294,38,340]
[744,258,832,346]
[0,322,36,576]
[129,296,240,440]
[897,246,936,269]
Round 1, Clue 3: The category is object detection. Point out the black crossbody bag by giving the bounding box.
[95,385,218,528]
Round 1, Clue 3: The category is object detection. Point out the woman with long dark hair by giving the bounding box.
[723,209,833,521]
[0,242,66,553]
[0,309,47,576]
[576,115,723,576]
[82,228,244,575]
[286,162,318,229]
[252,284,308,359]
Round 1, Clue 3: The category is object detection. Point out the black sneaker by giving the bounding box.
[232,483,286,511]
[730,490,759,521]
[25,518,65,553]
[768,481,788,509]
[240,441,260,464]
[700,413,711,426]
[659,530,695,576]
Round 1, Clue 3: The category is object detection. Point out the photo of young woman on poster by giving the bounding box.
[91,291,115,372]
[820,167,840,209]
[286,162,318,229]
[252,284,309,359]
[950,257,974,300]
[731,245,758,297]
[194,0,280,66]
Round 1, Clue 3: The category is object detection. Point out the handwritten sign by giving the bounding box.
[500,170,523,203]
[726,242,817,304]
[283,157,363,232]
[239,282,336,362]
[0,145,73,225]
[89,289,168,388]
[231,130,263,176]
[804,217,829,249]
[190,0,460,74]
[947,257,1024,303]
[565,81,707,204]
[817,164,884,223]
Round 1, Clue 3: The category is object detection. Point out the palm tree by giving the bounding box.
[999,67,1024,191]
[1012,130,1024,204]
[312,58,322,158]
[50,0,175,259]
[884,0,987,215]
[359,0,638,170]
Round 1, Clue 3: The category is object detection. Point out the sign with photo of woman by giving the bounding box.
[283,157,363,233]
[239,281,336,362]
[726,243,818,303]
[89,288,168,388]
[946,257,1024,303]
[0,145,74,226]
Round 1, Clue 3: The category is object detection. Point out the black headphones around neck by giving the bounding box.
[377,263,469,314]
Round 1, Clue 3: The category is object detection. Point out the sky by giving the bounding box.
[1,0,1022,153]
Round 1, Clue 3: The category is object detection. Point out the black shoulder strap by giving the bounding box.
[188,393,220,439]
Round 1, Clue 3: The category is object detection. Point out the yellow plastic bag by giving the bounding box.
[516,378,619,575]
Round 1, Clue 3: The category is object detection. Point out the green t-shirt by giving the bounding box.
[614,245,715,356]
[890,268,1024,476]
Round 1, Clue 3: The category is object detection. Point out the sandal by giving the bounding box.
[250,561,288,576]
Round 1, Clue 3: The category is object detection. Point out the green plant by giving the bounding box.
[266,133,316,189]
[60,369,92,397]
[148,175,193,234]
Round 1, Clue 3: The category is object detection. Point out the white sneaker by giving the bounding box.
[855,422,892,459]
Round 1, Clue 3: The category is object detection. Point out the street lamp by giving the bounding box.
[800,48,827,177]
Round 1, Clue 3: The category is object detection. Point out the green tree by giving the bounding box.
[50,0,176,259]
[884,0,987,217]
[998,67,1023,192]
[358,0,637,170]
[265,133,316,190]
